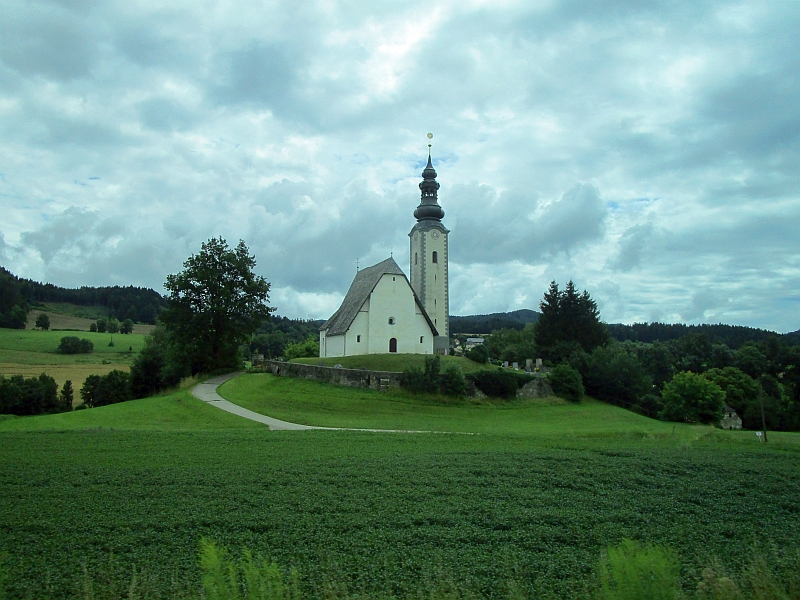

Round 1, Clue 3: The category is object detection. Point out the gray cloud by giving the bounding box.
[450,183,606,264]
[0,4,99,80]
[608,223,655,272]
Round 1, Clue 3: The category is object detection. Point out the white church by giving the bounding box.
[319,150,450,357]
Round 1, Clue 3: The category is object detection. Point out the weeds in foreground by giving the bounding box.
[2,539,800,599]
[199,538,300,600]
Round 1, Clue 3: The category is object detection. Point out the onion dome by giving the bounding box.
[414,155,445,221]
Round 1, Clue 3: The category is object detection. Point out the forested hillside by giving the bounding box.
[450,309,540,334]
[608,322,799,348]
[1,267,166,325]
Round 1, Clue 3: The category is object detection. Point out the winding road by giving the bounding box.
[191,372,462,434]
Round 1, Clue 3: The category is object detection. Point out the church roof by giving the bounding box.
[320,257,438,337]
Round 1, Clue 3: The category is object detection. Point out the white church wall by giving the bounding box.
[344,303,370,355]
[323,333,345,357]
[367,273,433,355]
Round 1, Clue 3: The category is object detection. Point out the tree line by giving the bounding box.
[608,321,799,349]
[0,266,165,326]
[477,281,800,431]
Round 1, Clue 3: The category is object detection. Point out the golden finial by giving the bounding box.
[427,132,433,155]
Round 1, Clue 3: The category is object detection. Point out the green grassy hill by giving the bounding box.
[0,327,148,391]
[293,353,498,373]
[0,387,264,432]
[219,372,730,440]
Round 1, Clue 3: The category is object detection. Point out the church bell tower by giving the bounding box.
[409,141,450,354]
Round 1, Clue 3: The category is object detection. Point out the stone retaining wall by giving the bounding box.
[257,360,554,399]
[261,360,403,391]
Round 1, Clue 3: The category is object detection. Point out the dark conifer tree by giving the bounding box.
[534,280,609,361]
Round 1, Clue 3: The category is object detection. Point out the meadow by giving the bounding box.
[1,371,799,598]
[0,327,148,391]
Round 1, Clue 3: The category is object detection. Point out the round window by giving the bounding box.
[388,317,396,325]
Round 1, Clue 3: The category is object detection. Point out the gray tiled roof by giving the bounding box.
[320,257,438,337]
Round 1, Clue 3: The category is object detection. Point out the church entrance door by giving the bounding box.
[389,338,397,353]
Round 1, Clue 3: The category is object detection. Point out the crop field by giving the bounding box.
[0,328,148,391]
[293,353,499,374]
[1,424,799,598]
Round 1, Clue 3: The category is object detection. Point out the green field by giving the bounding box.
[0,327,148,391]
[2,371,800,598]
[293,353,500,374]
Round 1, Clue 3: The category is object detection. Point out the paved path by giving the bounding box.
[192,372,323,430]
[191,372,465,434]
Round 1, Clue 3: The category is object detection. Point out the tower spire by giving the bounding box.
[414,134,444,222]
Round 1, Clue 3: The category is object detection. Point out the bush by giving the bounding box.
[59,380,74,412]
[130,328,188,398]
[660,371,725,424]
[596,538,682,600]
[549,364,584,402]
[465,344,489,364]
[581,345,653,412]
[80,370,132,408]
[0,373,62,416]
[468,370,532,398]
[57,336,94,354]
[440,364,467,396]
[402,355,440,394]
[35,313,50,330]
[284,337,320,360]
[702,367,760,418]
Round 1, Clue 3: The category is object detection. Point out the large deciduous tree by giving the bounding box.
[534,280,609,361]
[660,371,725,424]
[161,238,274,374]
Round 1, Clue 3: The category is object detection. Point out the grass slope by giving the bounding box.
[293,353,498,373]
[221,373,696,437]
[0,327,148,390]
[0,388,263,431]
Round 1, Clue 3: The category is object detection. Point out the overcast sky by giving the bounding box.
[1,0,798,332]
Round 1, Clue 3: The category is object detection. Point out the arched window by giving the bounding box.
[415,252,418,265]
[388,317,396,325]
[357,335,361,342]
[389,338,398,353]
[420,336,424,343]
[432,251,438,263]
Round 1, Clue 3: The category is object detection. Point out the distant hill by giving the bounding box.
[448,310,798,348]
[450,309,540,335]
[1,267,166,325]
[607,322,799,349]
